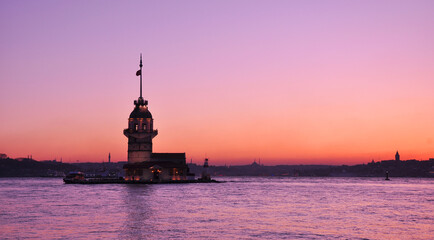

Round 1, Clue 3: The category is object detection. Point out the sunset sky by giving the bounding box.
[1,0,433,165]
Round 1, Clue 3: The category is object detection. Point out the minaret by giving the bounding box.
[123,55,158,163]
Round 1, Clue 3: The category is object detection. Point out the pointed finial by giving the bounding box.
[139,54,143,98]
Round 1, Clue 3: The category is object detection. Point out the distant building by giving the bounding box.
[395,151,400,161]
[200,158,210,181]
[123,56,190,182]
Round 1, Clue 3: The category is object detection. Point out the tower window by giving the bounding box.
[142,124,146,130]
[134,124,138,131]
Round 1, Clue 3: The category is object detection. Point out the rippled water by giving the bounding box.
[0,177,433,239]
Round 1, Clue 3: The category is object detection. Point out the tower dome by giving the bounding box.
[129,105,152,119]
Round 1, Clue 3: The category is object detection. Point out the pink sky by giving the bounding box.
[1,0,434,165]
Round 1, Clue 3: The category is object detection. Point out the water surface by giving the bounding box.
[0,177,432,239]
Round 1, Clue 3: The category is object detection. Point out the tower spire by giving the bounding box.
[135,54,146,106]
[139,53,143,98]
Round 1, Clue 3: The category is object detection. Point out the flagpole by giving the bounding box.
[139,53,143,98]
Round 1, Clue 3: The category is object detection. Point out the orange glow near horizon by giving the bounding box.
[1,1,434,165]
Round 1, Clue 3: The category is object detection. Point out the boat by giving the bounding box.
[63,172,85,183]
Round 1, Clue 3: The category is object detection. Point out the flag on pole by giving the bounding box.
[136,69,141,76]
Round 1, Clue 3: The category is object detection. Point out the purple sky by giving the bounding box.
[1,0,434,164]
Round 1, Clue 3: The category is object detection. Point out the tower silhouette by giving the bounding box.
[123,55,158,163]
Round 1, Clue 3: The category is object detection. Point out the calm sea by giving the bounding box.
[0,177,432,239]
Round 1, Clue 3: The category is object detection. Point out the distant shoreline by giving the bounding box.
[1,157,432,178]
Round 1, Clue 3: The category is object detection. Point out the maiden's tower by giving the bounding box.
[123,55,190,182]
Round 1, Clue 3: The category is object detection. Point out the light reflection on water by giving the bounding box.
[0,177,433,239]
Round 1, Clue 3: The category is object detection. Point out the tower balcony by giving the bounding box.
[124,128,158,138]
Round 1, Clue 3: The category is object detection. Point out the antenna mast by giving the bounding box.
[139,53,143,98]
